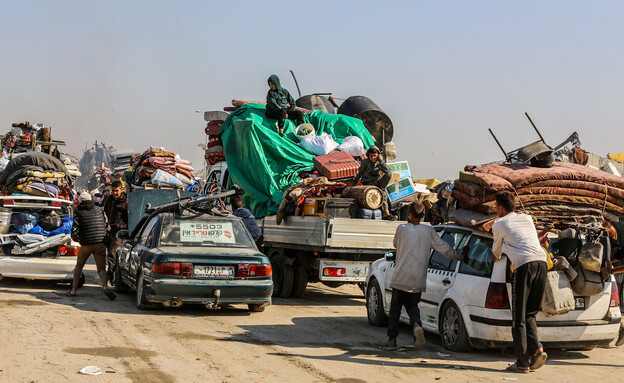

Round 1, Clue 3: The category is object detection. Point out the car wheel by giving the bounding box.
[270,251,293,298]
[113,262,130,293]
[366,279,388,326]
[290,259,308,298]
[248,304,266,312]
[136,272,154,310]
[440,301,472,352]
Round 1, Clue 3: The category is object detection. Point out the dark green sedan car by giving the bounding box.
[114,211,273,311]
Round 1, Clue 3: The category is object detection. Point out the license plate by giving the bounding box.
[574,297,585,310]
[193,265,234,279]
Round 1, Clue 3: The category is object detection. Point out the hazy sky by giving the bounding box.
[1,1,623,180]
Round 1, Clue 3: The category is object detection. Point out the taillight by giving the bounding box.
[59,245,80,256]
[237,264,272,277]
[153,262,181,275]
[181,263,193,277]
[51,201,62,207]
[485,282,511,309]
[2,199,13,206]
[323,267,346,277]
[610,281,620,308]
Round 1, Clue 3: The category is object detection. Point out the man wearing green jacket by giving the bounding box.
[265,74,303,137]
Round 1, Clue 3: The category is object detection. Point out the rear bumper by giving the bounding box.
[468,314,621,349]
[0,256,75,280]
[144,277,273,305]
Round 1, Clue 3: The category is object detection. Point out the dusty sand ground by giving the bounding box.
[0,267,622,382]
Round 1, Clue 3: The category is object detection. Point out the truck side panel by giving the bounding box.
[260,216,326,248]
[327,218,399,249]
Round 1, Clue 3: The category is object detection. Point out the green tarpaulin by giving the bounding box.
[219,104,375,218]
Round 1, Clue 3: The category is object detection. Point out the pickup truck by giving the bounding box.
[203,161,402,298]
[0,195,80,284]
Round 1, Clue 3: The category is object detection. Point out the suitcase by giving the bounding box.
[313,151,360,180]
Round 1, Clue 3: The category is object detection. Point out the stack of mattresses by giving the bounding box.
[130,147,194,190]
[451,162,624,229]
[204,111,229,166]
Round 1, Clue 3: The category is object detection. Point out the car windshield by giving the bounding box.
[159,215,254,248]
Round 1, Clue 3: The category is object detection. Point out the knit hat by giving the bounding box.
[78,191,92,203]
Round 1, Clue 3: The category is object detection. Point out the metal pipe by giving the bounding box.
[525,112,547,144]
[289,70,302,98]
[488,128,511,162]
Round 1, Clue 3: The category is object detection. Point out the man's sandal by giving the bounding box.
[530,349,548,370]
[505,362,530,373]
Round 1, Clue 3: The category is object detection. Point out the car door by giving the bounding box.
[128,216,159,284]
[420,228,471,332]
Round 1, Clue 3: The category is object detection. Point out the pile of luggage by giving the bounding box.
[129,146,195,191]
[450,161,624,231]
[0,152,75,200]
[0,152,75,255]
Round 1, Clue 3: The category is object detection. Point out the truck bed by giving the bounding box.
[259,216,402,253]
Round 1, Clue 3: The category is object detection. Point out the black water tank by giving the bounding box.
[337,96,394,144]
[296,95,335,114]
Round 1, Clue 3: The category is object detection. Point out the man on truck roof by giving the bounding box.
[265,74,303,137]
[352,145,396,220]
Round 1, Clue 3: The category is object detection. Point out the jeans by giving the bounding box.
[511,261,547,367]
[387,289,422,338]
[265,108,303,129]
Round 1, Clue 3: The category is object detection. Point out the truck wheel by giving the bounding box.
[366,279,388,326]
[290,260,308,298]
[270,251,294,298]
[440,301,472,352]
[113,262,130,293]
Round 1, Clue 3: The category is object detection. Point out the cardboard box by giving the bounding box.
[386,178,429,204]
[387,161,411,180]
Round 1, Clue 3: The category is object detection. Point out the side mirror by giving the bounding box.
[116,229,130,240]
[385,251,396,262]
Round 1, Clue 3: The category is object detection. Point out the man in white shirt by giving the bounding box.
[492,191,548,373]
[381,201,465,350]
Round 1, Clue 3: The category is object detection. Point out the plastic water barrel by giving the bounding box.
[338,96,394,144]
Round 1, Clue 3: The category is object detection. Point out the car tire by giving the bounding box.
[290,259,308,298]
[366,279,388,326]
[136,271,154,310]
[113,262,130,293]
[270,251,294,298]
[440,301,472,352]
[248,304,266,312]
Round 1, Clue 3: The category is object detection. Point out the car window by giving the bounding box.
[428,230,469,271]
[138,217,159,247]
[159,214,254,248]
[458,235,494,277]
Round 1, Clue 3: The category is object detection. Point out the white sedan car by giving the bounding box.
[0,195,82,285]
[365,224,621,351]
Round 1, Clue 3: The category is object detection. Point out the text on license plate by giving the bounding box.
[194,265,234,279]
[574,297,585,310]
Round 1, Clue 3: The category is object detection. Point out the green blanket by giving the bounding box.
[219,103,375,218]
